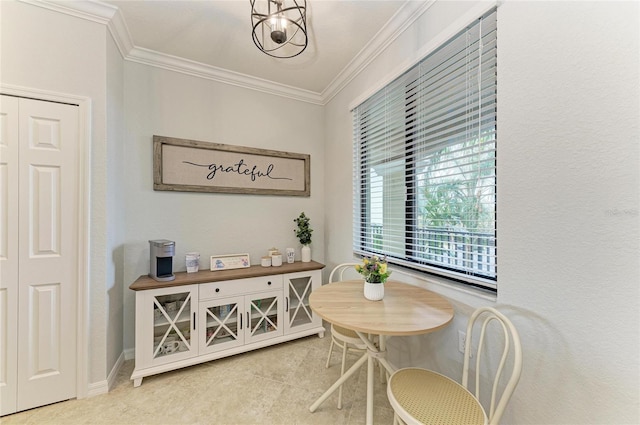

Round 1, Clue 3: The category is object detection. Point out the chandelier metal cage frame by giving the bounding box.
[250,0,308,58]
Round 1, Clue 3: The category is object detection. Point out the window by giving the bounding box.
[352,9,497,290]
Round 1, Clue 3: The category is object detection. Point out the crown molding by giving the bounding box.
[321,0,436,105]
[21,0,116,25]
[321,0,436,104]
[127,46,324,105]
[20,0,134,59]
[21,0,426,106]
[106,5,135,58]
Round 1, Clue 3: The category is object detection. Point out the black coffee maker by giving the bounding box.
[149,239,176,281]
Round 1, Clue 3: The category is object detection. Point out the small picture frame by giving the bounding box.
[210,253,251,271]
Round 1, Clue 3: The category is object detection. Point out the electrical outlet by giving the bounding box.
[458,330,466,354]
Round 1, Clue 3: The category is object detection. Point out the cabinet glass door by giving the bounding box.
[246,292,282,343]
[201,297,243,353]
[152,291,193,360]
[286,276,314,330]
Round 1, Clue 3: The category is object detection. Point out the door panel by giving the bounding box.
[0,95,19,416]
[149,289,196,365]
[28,283,62,378]
[284,271,321,334]
[17,98,78,412]
[199,296,244,355]
[30,165,61,255]
[245,291,283,344]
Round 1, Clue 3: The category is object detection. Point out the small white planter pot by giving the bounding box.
[363,281,384,301]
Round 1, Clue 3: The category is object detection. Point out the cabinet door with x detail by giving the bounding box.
[244,290,283,344]
[283,270,322,334]
[137,285,199,368]
[199,295,244,354]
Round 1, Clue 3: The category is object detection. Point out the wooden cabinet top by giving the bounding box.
[130,260,325,291]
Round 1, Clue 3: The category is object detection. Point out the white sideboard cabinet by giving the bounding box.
[130,261,325,387]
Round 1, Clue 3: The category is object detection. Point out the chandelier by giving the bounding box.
[250,0,308,58]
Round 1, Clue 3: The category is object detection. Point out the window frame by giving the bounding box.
[352,9,498,292]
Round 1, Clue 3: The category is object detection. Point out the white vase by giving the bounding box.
[301,244,311,262]
[364,281,384,301]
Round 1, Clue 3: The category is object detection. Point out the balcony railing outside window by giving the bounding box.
[369,224,496,280]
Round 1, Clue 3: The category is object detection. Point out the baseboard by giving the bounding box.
[86,351,125,397]
[87,380,108,397]
[108,352,125,391]
[124,347,135,361]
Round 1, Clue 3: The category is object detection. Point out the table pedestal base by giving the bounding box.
[310,334,394,425]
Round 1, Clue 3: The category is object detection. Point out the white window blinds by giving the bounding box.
[353,9,497,289]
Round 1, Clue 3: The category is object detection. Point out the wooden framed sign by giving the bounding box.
[153,135,310,196]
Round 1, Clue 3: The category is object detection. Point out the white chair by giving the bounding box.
[324,262,368,409]
[387,307,523,425]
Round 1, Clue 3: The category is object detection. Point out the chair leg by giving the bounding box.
[393,412,407,425]
[379,336,386,384]
[337,341,348,409]
[325,339,335,368]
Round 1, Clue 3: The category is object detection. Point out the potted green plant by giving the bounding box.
[294,212,313,262]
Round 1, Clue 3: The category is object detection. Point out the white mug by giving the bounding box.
[286,248,295,263]
[186,252,200,273]
[163,341,180,354]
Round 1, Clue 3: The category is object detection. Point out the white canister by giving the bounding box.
[271,253,283,267]
[261,256,272,267]
[186,252,200,273]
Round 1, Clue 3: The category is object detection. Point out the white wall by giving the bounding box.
[0,1,112,386]
[121,63,325,350]
[106,31,126,377]
[1,0,326,391]
[5,2,639,421]
[324,1,639,424]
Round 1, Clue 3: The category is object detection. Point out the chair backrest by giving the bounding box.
[462,307,522,425]
[328,263,360,283]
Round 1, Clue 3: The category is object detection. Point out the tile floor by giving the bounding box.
[1,327,394,424]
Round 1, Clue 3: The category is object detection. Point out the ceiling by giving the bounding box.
[91,0,423,103]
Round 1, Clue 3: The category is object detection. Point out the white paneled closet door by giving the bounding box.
[0,95,79,415]
[0,95,19,416]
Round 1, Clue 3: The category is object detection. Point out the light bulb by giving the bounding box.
[270,13,287,44]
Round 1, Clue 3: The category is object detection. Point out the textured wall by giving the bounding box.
[106,32,126,381]
[121,63,326,350]
[324,1,640,423]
